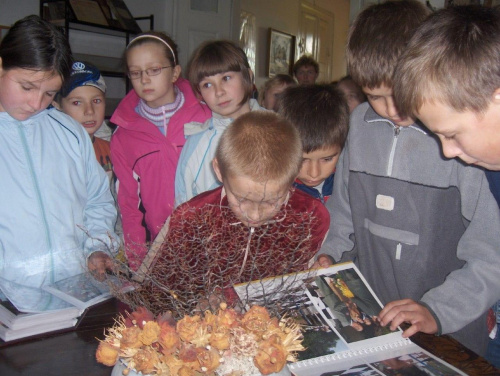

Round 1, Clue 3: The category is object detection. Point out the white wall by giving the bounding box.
[0,0,38,26]
[241,0,350,88]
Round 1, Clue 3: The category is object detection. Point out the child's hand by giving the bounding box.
[87,251,115,281]
[311,254,335,269]
[378,299,438,337]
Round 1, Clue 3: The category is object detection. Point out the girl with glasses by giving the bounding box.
[110,31,210,271]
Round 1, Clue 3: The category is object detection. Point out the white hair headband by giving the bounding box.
[127,35,177,66]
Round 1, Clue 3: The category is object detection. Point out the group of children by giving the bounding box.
[1,1,500,367]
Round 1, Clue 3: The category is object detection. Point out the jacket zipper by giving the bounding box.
[387,125,400,176]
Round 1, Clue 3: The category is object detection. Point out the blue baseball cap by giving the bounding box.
[60,61,107,97]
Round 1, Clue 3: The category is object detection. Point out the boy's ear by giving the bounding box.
[172,65,182,83]
[212,158,223,184]
[493,88,500,103]
[52,100,62,110]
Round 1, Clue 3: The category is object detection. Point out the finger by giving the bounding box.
[379,299,413,319]
[388,311,409,331]
[402,323,419,338]
[380,303,419,328]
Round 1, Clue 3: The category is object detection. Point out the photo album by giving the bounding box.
[0,272,128,342]
[234,262,467,376]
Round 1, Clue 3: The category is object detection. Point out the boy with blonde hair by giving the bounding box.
[318,0,500,356]
[393,4,500,366]
[133,111,329,314]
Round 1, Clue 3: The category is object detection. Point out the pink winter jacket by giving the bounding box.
[110,78,210,270]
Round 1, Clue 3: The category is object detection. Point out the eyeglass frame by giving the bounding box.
[127,66,172,80]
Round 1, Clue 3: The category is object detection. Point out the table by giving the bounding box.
[0,299,498,376]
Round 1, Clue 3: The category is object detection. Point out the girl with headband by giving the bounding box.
[110,31,210,270]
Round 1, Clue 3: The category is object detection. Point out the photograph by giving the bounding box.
[267,28,295,77]
[371,351,464,376]
[310,268,392,344]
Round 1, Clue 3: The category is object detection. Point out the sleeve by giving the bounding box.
[110,135,147,270]
[310,200,331,253]
[420,167,500,335]
[81,130,120,257]
[175,130,201,206]
[317,139,356,261]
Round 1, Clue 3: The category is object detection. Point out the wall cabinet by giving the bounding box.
[40,0,153,118]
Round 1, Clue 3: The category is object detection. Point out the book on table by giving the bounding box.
[0,272,127,342]
[234,262,467,376]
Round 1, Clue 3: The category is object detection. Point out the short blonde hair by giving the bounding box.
[216,112,302,187]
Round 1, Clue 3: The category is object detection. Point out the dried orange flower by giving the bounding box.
[95,341,119,366]
[254,335,287,375]
[203,310,217,330]
[196,346,221,373]
[242,305,271,337]
[139,321,161,345]
[125,306,155,329]
[121,326,143,349]
[176,314,202,342]
[217,307,241,328]
[158,323,181,354]
[133,347,160,375]
[209,325,231,350]
[164,353,185,375]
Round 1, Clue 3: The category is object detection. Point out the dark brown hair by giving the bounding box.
[0,15,72,81]
[293,55,319,76]
[187,40,253,104]
[277,84,349,152]
[346,0,429,89]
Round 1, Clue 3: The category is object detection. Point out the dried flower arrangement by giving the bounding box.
[96,304,304,376]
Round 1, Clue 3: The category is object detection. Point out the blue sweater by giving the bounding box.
[486,170,500,209]
[293,173,334,204]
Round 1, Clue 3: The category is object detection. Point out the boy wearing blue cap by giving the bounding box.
[54,61,123,241]
[54,61,111,173]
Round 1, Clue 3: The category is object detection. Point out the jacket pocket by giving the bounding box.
[364,218,419,260]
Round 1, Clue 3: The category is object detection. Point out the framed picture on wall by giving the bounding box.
[267,28,295,77]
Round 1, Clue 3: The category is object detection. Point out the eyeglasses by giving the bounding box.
[127,66,172,80]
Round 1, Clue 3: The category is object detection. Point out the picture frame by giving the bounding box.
[106,0,142,34]
[69,0,109,26]
[267,28,296,78]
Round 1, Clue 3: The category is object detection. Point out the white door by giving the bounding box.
[297,2,334,83]
[173,0,236,71]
